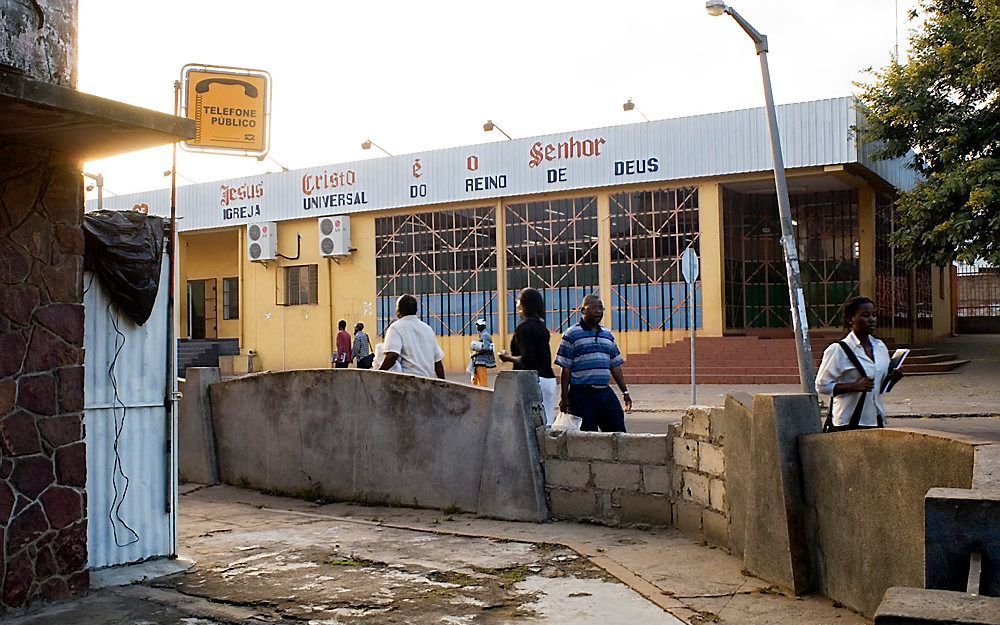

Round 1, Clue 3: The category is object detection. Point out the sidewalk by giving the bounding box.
[9,485,870,625]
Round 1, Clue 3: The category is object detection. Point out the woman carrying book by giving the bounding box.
[815,296,904,432]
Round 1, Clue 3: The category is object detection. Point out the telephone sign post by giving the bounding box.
[681,246,700,405]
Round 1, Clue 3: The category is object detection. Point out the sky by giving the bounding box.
[79,0,919,201]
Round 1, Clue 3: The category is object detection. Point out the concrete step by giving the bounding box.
[904,353,959,365]
[900,359,970,374]
[629,373,800,385]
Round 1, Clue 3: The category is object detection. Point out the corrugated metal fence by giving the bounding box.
[84,255,176,569]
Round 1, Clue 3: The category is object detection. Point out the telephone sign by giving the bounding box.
[181,65,271,156]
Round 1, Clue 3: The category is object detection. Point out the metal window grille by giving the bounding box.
[724,190,859,329]
[222,277,239,320]
[284,265,318,306]
[874,192,911,331]
[609,187,700,331]
[505,197,598,332]
[956,261,1000,317]
[375,207,498,336]
[915,264,933,329]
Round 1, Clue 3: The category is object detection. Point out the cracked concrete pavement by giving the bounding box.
[9,484,870,624]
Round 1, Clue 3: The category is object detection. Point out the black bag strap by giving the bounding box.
[837,340,870,428]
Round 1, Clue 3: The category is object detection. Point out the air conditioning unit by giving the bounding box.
[247,221,277,262]
[318,215,351,257]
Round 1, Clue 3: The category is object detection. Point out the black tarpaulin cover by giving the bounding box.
[83,210,166,326]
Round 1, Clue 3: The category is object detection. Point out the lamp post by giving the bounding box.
[361,139,392,156]
[82,172,104,210]
[483,120,513,140]
[622,98,650,122]
[705,1,815,393]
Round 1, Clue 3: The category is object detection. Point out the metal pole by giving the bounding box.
[690,284,697,405]
[96,174,103,211]
[757,50,815,393]
[165,79,180,516]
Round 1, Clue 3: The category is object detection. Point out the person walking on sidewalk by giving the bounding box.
[379,294,446,379]
[333,319,352,369]
[500,287,558,426]
[470,318,496,387]
[352,322,374,369]
[555,294,632,432]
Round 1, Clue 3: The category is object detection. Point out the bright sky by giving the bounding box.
[79,0,917,200]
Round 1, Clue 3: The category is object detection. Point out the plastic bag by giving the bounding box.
[83,210,165,326]
[551,411,582,432]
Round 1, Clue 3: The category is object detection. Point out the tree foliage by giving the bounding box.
[858,0,1000,266]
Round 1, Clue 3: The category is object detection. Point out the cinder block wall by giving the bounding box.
[538,429,675,527]
[672,406,728,548]
[538,406,730,546]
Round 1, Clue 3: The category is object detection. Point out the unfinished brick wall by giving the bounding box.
[538,429,675,527]
[0,141,88,609]
[672,406,729,549]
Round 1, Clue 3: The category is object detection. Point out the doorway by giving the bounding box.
[187,278,218,339]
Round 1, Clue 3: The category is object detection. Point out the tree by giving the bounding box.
[858,0,1000,266]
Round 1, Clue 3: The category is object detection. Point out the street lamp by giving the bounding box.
[622,98,650,122]
[163,169,199,185]
[705,1,815,393]
[361,139,392,156]
[483,120,513,140]
[82,172,104,210]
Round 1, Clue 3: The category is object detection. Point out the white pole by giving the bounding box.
[690,283,697,405]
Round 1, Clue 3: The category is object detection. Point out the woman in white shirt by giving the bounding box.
[815,296,903,431]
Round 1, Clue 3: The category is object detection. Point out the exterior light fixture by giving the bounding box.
[622,98,650,122]
[483,120,513,140]
[706,0,815,392]
[82,172,104,210]
[361,139,392,156]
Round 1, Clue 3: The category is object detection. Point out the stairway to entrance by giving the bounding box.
[624,333,970,385]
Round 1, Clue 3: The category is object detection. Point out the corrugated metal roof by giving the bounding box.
[86,96,917,230]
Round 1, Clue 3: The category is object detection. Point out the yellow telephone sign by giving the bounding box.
[181,65,271,156]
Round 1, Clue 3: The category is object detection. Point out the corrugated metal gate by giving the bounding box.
[84,255,176,569]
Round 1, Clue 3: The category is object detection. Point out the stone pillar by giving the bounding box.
[0,141,89,608]
[698,182,725,336]
[857,186,876,298]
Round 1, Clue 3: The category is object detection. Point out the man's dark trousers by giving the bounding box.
[569,385,626,432]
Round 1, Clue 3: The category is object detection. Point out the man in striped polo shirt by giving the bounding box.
[556,294,632,432]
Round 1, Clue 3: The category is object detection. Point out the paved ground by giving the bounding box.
[454,334,1000,439]
[10,485,869,625]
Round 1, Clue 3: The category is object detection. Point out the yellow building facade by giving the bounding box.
[94,97,953,374]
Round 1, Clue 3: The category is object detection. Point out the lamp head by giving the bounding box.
[361,139,372,150]
[85,184,94,192]
[623,99,635,112]
[162,170,172,177]
[706,0,728,16]
[483,120,495,132]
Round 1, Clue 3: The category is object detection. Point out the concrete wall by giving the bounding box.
[799,428,980,617]
[538,429,674,527]
[207,369,547,522]
[0,141,89,608]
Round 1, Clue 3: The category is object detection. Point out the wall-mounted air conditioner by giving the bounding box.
[247,221,278,262]
[318,216,351,257]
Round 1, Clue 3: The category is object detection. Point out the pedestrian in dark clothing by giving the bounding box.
[352,322,373,369]
[500,288,557,425]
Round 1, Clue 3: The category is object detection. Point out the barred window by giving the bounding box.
[222,277,239,320]
[875,193,911,330]
[915,265,933,329]
[610,188,700,331]
[375,207,498,336]
[505,197,598,332]
[284,265,318,306]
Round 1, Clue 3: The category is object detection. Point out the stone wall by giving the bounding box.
[671,406,728,548]
[0,0,78,88]
[539,429,675,527]
[0,141,88,609]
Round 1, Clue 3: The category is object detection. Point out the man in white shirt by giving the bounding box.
[379,294,446,379]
